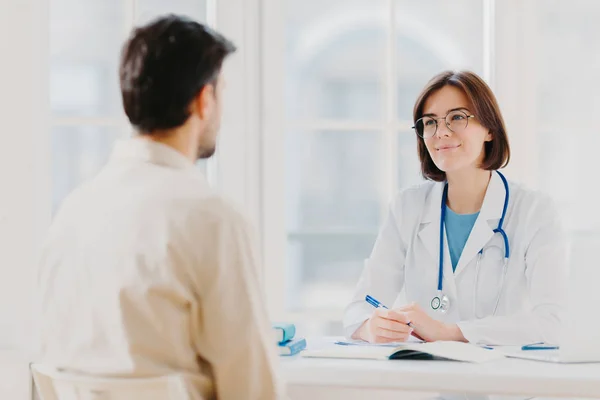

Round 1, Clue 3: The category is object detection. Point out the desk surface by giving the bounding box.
[280,339,600,398]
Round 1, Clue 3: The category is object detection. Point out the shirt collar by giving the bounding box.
[109,137,195,170]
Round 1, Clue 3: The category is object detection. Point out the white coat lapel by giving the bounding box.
[417,183,445,265]
[442,227,458,304]
[453,172,505,277]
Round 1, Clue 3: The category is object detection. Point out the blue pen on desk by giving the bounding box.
[521,342,559,351]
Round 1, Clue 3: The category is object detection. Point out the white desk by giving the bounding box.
[280,340,600,400]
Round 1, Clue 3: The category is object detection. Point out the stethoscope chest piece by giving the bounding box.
[439,294,450,313]
[431,293,450,313]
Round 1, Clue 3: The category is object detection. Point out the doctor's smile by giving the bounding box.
[435,144,461,152]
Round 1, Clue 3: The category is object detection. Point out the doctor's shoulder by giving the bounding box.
[506,179,564,227]
[389,181,436,216]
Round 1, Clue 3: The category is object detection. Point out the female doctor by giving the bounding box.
[344,71,567,346]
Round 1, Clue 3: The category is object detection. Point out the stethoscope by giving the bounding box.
[430,171,510,317]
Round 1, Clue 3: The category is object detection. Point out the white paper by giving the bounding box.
[334,335,425,347]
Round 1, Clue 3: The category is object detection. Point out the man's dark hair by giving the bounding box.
[119,15,236,133]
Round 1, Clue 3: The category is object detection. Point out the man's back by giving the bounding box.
[38,139,281,399]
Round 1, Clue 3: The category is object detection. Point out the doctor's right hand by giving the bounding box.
[353,308,413,343]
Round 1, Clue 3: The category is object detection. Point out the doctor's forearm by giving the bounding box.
[455,308,562,345]
[445,323,467,342]
[352,320,368,340]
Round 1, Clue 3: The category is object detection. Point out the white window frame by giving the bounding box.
[492,0,539,186]
[261,0,287,320]
[214,0,263,228]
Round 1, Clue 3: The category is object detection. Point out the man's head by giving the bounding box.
[119,15,236,159]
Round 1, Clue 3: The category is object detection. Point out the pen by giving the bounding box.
[365,295,422,338]
[365,295,388,309]
[521,342,559,351]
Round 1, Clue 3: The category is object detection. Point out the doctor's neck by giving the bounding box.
[445,168,492,214]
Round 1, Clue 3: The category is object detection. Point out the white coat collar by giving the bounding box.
[418,171,508,277]
[109,137,195,170]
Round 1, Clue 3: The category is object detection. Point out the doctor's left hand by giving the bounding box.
[396,302,467,343]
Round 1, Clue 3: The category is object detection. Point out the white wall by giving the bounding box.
[492,0,538,186]
[0,350,34,400]
[0,0,50,396]
[0,0,50,350]
[215,0,262,230]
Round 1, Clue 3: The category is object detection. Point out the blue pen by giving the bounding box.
[521,342,559,351]
[365,295,388,309]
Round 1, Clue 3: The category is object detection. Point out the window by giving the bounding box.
[45,0,600,339]
[49,0,211,214]
[264,0,488,334]
[531,0,600,264]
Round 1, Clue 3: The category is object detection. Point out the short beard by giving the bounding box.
[197,145,216,160]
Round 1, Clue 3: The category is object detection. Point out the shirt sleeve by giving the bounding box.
[188,200,285,399]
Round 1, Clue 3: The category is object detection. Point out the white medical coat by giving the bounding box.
[344,172,568,346]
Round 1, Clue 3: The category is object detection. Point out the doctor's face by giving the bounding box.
[421,85,492,175]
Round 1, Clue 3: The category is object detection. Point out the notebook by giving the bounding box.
[278,338,307,356]
[302,341,504,363]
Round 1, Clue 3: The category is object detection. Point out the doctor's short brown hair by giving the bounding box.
[413,70,511,182]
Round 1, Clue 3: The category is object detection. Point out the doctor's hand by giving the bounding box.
[396,302,467,343]
[353,308,414,343]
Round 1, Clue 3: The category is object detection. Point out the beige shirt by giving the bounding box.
[37,138,283,399]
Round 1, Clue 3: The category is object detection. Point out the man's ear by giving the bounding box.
[193,84,215,119]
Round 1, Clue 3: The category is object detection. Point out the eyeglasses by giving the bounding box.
[413,110,475,139]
